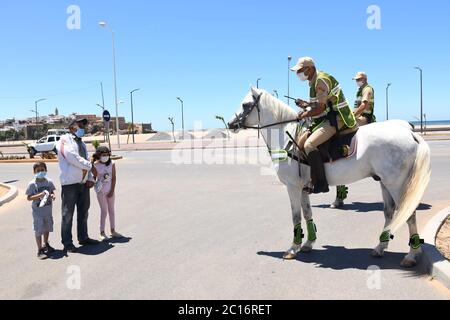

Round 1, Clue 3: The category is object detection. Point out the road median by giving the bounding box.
[420,206,450,290]
[0,183,18,207]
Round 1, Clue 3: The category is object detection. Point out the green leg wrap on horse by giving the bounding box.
[409,234,425,250]
[337,185,348,201]
[306,220,317,242]
[380,231,394,243]
[294,224,304,246]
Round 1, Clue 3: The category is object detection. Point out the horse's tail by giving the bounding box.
[385,132,431,234]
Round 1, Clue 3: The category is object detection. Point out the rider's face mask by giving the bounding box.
[297,68,309,81]
[357,80,364,88]
[297,70,309,81]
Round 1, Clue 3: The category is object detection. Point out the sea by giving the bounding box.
[410,120,450,126]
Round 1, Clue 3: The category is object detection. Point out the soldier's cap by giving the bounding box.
[69,118,88,127]
[352,72,367,80]
[290,57,315,72]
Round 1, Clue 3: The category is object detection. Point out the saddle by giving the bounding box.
[292,130,358,165]
[318,130,358,163]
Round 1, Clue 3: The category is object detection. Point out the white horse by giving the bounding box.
[228,87,431,267]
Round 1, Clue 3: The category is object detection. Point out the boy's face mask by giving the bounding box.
[35,171,47,179]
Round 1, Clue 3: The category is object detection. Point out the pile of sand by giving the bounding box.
[436,216,450,261]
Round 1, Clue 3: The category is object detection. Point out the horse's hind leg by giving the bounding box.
[401,212,423,268]
[372,183,395,257]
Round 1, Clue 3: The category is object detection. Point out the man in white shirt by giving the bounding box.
[57,118,99,253]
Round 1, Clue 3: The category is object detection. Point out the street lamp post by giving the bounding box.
[176,97,184,140]
[97,103,112,151]
[99,21,121,149]
[415,67,424,134]
[386,83,391,121]
[257,78,262,89]
[287,56,292,105]
[34,98,46,138]
[34,98,46,125]
[130,88,140,144]
[168,117,176,143]
[273,90,278,98]
[100,82,105,108]
[424,113,427,135]
[215,115,230,140]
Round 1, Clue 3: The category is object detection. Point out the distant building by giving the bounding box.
[76,114,99,123]
[109,117,127,131]
[141,123,156,133]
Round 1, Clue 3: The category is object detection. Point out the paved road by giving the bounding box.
[0,141,449,299]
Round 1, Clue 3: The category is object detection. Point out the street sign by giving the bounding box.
[102,110,111,122]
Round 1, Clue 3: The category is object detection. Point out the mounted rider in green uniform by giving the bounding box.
[292,57,358,194]
[332,71,376,208]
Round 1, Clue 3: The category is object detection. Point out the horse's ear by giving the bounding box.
[250,86,260,96]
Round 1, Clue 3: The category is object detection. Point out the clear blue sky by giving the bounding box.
[0,0,449,131]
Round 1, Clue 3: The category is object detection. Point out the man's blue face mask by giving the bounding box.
[75,128,85,138]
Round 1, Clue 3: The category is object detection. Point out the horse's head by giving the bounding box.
[228,87,263,132]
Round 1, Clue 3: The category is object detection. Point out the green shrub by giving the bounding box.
[92,140,101,150]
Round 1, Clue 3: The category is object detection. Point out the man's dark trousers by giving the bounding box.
[61,183,90,247]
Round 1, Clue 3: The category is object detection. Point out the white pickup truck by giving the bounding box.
[28,135,61,157]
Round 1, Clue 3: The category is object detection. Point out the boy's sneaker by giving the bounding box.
[37,249,47,260]
[111,231,124,239]
[44,243,55,253]
[99,233,109,242]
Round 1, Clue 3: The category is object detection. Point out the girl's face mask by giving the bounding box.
[100,156,110,163]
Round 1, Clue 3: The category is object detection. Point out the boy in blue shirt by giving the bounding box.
[26,162,56,260]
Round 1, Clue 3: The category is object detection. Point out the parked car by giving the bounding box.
[47,129,69,136]
[28,135,61,157]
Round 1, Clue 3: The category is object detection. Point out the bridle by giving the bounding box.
[229,92,309,165]
[230,93,301,132]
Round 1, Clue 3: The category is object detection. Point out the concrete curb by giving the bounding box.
[420,206,450,290]
[0,156,122,164]
[0,159,58,164]
[0,183,18,207]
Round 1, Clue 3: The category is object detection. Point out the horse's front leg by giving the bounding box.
[300,190,317,253]
[283,184,304,260]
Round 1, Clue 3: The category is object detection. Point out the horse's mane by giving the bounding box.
[259,90,298,122]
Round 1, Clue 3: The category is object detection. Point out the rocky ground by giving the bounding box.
[436,216,450,261]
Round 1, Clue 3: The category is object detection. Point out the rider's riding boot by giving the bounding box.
[307,150,329,194]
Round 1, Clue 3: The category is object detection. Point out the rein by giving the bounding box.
[234,93,301,130]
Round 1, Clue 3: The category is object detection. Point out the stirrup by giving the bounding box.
[313,182,329,194]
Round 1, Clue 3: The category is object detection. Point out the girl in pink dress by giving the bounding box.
[92,146,122,241]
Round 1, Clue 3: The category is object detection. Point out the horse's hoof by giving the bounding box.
[301,245,313,253]
[283,252,297,260]
[330,200,344,209]
[400,258,417,268]
[371,249,383,258]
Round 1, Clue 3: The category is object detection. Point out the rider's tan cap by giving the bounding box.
[290,57,315,72]
[352,71,367,80]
